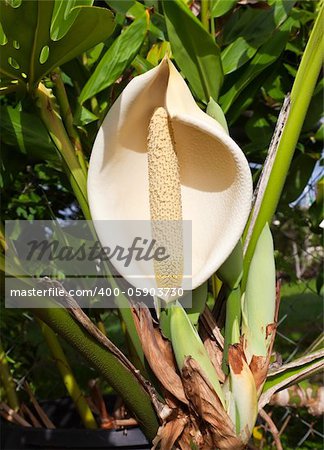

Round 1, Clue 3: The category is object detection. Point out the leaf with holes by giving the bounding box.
[0,0,115,92]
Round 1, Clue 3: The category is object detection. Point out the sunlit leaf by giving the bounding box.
[163,0,223,103]
[74,106,98,126]
[79,14,148,103]
[147,41,171,67]
[211,0,237,18]
[50,0,93,41]
[206,97,229,133]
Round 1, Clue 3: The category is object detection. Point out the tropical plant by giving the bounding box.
[0,0,323,449]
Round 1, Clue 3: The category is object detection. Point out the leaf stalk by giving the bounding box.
[50,68,88,176]
[34,83,90,220]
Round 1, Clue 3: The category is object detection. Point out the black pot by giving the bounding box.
[1,397,151,450]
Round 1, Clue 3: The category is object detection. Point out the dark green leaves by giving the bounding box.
[163,0,223,103]
[221,0,294,75]
[0,0,115,92]
[220,18,293,113]
[80,14,148,103]
[0,106,58,161]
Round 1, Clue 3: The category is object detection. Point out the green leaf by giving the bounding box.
[222,0,293,45]
[302,78,324,132]
[147,41,171,67]
[221,1,294,74]
[185,282,208,328]
[226,62,280,126]
[163,0,223,103]
[221,37,258,75]
[74,106,98,126]
[280,153,317,204]
[85,43,105,68]
[245,114,272,144]
[106,0,164,39]
[220,18,292,113]
[206,97,229,133]
[242,224,276,362]
[211,0,237,18]
[0,105,58,161]
[105,0,137,15]
[131,54,154,74]
[259,350,324,409]
[79,15,148,103]
[0,0,115,91]
[50,0,93,41]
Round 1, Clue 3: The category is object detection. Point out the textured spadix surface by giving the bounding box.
[88,59,252,291]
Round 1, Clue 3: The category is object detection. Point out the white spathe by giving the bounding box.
[88,58,253,292]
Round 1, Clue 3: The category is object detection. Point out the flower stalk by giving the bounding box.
[35,83,90,220]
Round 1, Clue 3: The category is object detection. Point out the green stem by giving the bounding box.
[210,12,215,37]
[33,302,159,441]
[200,0,210,32]
[35,85,144,366]
[243,4,324,278]
[34,83,90,220]
[0,340,19,411]
[0,224,7,252]
[222,287,241,374]
[37,318,98,429]
[51,69,88,176]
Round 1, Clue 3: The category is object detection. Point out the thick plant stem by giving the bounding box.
[26,81,145,394]
[37,319,97,429]
[35,84,144,381]
[51,69,88,176]
[0,340,19,411]
[35,84,90,220]
[33,303,159,441]
[243,4,324,277]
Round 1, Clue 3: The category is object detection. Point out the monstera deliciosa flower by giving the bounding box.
[88,58,252,292]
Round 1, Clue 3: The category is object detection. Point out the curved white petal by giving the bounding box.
[88,59,252,292]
